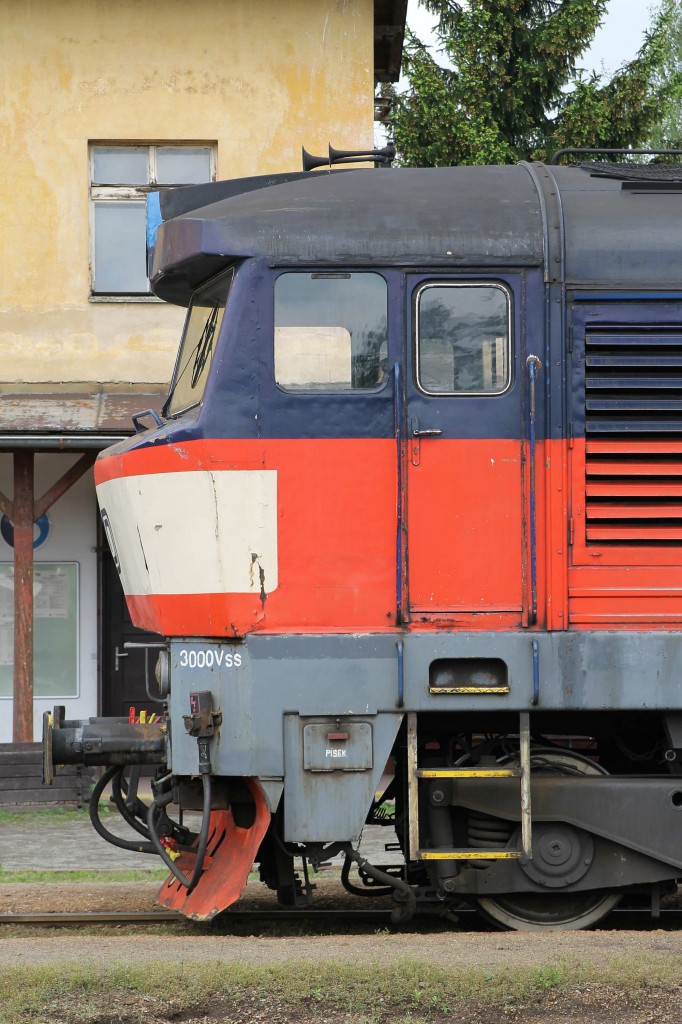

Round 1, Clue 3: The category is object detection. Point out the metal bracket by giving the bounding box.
[132,408,163,434]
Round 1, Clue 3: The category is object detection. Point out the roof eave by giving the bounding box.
[374,0,407,83]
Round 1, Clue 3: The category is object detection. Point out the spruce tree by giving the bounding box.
[390,0,680,165]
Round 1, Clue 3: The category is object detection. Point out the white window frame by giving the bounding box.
[89,142,217,301]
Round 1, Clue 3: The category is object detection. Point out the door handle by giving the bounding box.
[410,417,442,466]
[114,646,129,672]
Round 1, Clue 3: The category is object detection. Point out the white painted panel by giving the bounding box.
[97,470,278,596]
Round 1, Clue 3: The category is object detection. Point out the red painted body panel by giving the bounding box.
[569,438,682,628]
[97,438,398,636]
[97,430,682,635]
[407,439,524,617]
[98,436,548,636]
[543,438,569,632]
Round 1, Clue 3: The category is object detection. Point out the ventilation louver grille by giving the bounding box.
[585,331,682,544]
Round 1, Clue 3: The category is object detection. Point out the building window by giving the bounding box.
[416,282,511,395]
[89,144,215,297]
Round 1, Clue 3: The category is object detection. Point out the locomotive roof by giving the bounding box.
[149,163,682,304]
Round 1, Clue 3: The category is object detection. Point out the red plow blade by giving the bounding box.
[157,778,270,920]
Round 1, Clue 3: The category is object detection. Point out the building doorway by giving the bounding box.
[101,544,164,719]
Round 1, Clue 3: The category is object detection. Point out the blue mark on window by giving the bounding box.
[146,191,162,252]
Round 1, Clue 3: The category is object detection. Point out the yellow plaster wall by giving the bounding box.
[0,0,375,384]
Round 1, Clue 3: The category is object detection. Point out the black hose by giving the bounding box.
[89,766,157,855]
[341,853,394,898]
[146,772,213,892]
[343,845,417,924]
[110,770,152,841]
[187,772,212,893]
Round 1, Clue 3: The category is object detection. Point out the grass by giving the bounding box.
[0,805,108,826]
[0,803,166,882]
[0,867,168,884]
[0,954,679,1024]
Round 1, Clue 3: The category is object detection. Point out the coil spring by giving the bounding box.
[467,812,514,846]
[467,812,514,867]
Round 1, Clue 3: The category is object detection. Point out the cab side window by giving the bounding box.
[275,272,387,391]
[416,283,511,395]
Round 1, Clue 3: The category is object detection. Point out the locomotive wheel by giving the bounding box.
[475,891,620,932]
[473,748,621,931]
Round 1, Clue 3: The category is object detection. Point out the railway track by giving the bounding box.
[0,908,390,926]
[1,906,681,928]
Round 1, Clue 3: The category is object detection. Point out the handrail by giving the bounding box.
[531,638,540,707]
[550,148,682,165]
[526,355,542,626]
[396,638,404,709]
[393,361,403,623]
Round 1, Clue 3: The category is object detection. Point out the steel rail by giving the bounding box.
[0,908,394,927]
[0,907,680,928]
[0,911,183,925]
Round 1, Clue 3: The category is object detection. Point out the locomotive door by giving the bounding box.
[405,274,534,624]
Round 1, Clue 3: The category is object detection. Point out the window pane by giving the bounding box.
[93,202,149,293]
[275,273,388,390]
[167,270,233,416]
[93,146,148,184]
[417,285,510,394]
[157,147,212,184]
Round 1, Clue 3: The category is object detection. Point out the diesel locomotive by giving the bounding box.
[44,152,682,930]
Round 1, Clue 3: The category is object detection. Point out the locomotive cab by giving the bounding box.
[44,160,682,929]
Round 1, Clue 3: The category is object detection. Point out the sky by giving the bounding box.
[406,0,657,77]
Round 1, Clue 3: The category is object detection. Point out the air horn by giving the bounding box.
[301,143,396,172]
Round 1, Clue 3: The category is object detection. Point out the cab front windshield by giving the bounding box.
[165,268,233,417]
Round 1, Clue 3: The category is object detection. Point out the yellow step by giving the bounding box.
[417,768,520,779]
[417,848,521,861]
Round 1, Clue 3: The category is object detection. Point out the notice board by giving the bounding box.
[0,562,79,698]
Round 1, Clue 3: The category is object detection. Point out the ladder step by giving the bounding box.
[429,686,510,694]
[417,768,521,779]
[417,848,521,861]
[406,711,533,865]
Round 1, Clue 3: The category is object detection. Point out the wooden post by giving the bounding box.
[12,451,34,742]
[8,449,96,742]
